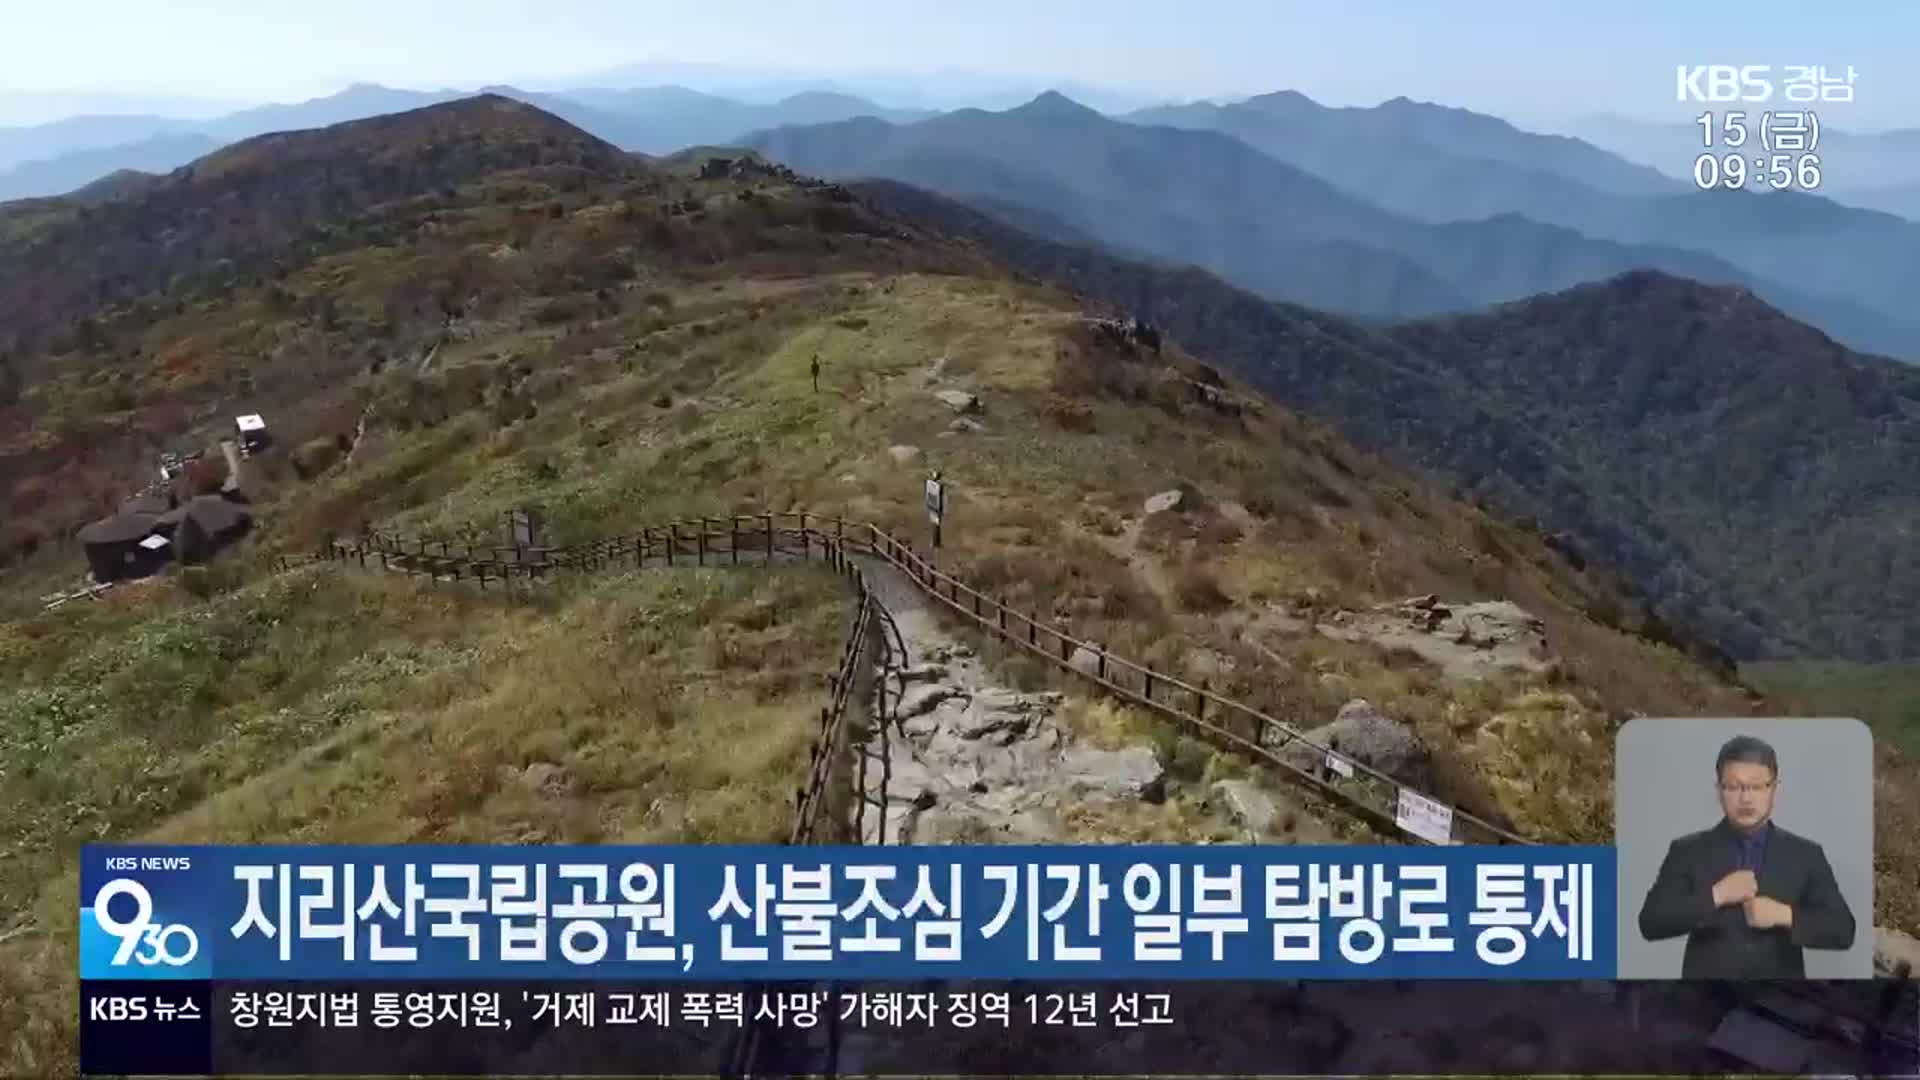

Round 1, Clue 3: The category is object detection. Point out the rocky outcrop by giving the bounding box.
[934,390,982,414]
[1270,698,1431,788]
[501,761,575,798]
[1213,779,1278,835]
[1318,594,1552,680]
[1144,489,1183,515]
[1877,925,1919,978]
[861,641,1168,844]
[1187,647,1237,680]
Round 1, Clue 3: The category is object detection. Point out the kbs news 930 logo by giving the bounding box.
[80,848,212,980]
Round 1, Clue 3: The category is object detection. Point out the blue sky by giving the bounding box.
[4,0,1913,129]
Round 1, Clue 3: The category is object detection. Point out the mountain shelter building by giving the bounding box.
[78,511,168,582]
[156,494,253,564]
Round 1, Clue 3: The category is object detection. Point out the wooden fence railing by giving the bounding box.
[287,510,1532,848]
[280,513,1920,1079]
[291,518,896,843]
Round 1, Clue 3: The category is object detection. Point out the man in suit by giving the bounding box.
[1637,734,1857,978]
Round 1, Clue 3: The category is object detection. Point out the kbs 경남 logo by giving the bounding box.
[81,878,208,979]
[1677,65,1858,105]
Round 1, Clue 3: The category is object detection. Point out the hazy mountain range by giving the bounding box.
[0,89,249,126]
[520,60,1172,113]
[748,92,1920,359]
[0,82,932,199]
[7,81,1920,362]
[1117,94,1920,355]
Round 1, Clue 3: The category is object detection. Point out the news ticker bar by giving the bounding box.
[82,843,1613,981]
[80,979,1920,1077]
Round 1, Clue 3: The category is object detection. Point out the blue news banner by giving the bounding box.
[79,842,1618,1075]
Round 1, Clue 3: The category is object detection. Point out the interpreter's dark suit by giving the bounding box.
[1637,818,1856,979]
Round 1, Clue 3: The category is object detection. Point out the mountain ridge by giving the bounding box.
[0,81,937,200]
[0,94,641,352]
[848,176,1920,664]
[1127,93,1920,357]
[751,92,1920,358]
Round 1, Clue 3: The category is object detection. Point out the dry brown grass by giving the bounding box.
[1040,394,1096,432]
[1172,560,1233,613]
[0,566,849,1077]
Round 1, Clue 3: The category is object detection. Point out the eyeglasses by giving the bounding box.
[1718,782,1775,795]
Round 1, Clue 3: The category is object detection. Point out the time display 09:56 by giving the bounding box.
[1693,109,1822,191]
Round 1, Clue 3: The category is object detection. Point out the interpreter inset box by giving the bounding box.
[1614,717,1874,980]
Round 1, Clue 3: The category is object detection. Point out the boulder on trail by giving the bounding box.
[895,682,960,720]
[1213,779,1279,835]
[1274,698,1432,788]
[1058,744,1165,802]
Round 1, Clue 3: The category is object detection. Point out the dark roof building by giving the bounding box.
[78,511,166,582]
[158,495,252,564]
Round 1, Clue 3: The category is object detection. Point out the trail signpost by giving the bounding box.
[925,473,945,551]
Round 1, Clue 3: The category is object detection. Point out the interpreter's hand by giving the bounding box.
[1711,869,1758,907]
[1743,895,1793,929]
